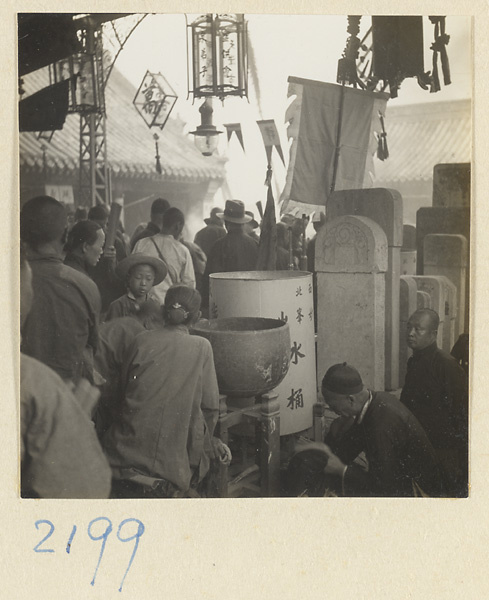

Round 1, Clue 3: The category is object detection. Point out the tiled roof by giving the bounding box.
[372,99,471,183]
[19,66,226,182]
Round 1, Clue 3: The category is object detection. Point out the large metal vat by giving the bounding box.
[191,317,290,397]
[209,271,316,435]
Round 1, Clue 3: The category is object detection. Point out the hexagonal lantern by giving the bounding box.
[133,70,178,129]
[188,13,248,100]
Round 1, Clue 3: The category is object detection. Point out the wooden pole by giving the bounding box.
[104,201,122,249]
[330,81,346,195]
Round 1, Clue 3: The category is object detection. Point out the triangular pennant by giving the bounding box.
[256,119,285,166]
[224,123,245,151]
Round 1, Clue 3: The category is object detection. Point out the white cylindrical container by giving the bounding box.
[210,271,316,435]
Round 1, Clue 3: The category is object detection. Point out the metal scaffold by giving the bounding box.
[77,14,147,207]
[78,23,108,207]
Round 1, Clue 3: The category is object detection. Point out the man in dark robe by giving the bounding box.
[401,309,468,497]
[201,200,259,313]
[320,363,444,497]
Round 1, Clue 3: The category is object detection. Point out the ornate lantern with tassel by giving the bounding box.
[133,71,178,173]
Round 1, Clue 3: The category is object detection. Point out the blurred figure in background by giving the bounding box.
[276,222,293,270]
[194,207,226,257]
[130,197,171,251]
[244,210,260,243]
[201,200,258,314]
[73,206,88,224]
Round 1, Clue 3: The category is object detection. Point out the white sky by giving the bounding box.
[114,14,472,216]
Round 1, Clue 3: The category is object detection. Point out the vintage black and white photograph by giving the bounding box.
[18,12,471,500]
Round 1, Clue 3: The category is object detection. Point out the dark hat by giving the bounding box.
[116,253,168,285]
[322,363,363,396]
[245,210,259,229]
[217,200,251,224]
[204,207,224,225]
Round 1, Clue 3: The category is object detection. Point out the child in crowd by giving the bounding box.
[105,254,167,322]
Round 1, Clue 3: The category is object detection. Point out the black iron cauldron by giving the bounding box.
[191,317,290,397]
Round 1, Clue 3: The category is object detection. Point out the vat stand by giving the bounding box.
[216,390,281,497]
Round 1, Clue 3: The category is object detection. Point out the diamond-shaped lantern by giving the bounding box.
[133,71,178,129]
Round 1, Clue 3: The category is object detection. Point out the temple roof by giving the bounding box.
[373,98,471,183]
[19,66,226,183]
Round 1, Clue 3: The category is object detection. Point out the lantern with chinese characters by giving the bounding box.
[51,52,102,113]
[188,13,248,100]
[133,71,178,130]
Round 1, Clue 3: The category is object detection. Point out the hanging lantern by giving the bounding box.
[133,71,178,129]
[188,13,248,100]
[50,52,101,113]
[190,98,223,156]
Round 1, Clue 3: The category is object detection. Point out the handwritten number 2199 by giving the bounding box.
[34,518,145,592]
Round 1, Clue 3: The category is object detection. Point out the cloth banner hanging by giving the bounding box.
[280,77,389,211]
[19,78,72,132]
[256,119,285,166]
[224,123,245,151]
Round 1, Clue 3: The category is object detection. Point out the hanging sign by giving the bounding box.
[257,119,285,166]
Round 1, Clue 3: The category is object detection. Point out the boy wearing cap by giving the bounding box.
[320,363,444,497]
[105,254,167,322]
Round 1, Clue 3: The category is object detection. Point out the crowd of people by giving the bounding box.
[19,194,469,498]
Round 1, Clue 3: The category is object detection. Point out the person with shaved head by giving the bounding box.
[401,308,468,497]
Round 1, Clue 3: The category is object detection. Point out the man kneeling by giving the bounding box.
[320,363,445,497]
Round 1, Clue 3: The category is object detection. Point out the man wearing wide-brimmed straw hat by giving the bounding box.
[201,200,259,313]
